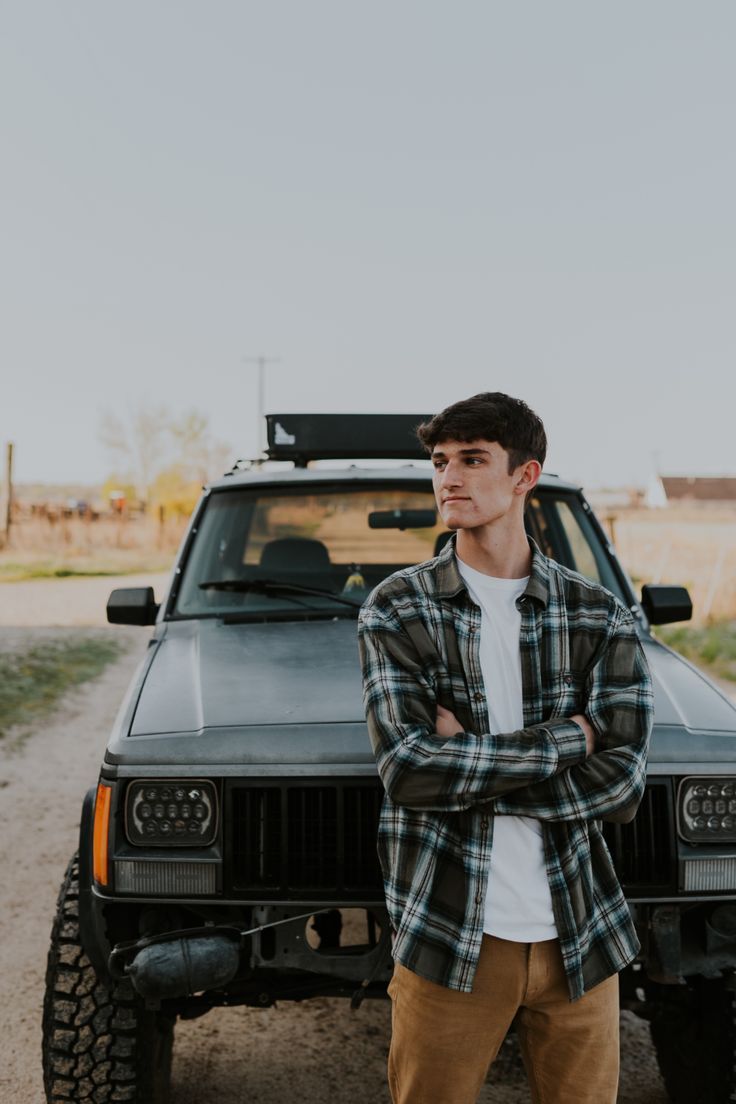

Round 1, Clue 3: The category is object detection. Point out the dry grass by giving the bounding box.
[606,504,736,624]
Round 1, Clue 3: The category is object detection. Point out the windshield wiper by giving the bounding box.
[198,578,362,610]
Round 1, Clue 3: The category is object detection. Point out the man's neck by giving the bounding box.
[455,521,531,580]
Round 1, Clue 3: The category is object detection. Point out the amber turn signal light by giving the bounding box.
[93,783,112,886]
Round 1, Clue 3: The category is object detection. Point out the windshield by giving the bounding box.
[173,482,631,620]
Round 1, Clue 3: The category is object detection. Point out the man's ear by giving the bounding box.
[515,459,542,495]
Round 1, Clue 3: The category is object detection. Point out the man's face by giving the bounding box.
[431,438,531,531]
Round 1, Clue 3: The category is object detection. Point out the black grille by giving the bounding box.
[229,778,675,901]
[602,780,675,893]
[287,787,338,888]
[231,787,283,889]
[229,782,384,899]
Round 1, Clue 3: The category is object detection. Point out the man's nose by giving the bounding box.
[440,461,463,488]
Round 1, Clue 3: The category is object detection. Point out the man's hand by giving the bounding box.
[572,713,596,757]
[436,704,462,739]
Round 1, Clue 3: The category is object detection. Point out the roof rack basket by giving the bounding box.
[265,413,433,466]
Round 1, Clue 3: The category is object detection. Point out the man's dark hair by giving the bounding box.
[416,392,547,473]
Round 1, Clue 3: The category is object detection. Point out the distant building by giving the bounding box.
[660,476,736,504]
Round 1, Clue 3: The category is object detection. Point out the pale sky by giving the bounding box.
[2,2,735,489]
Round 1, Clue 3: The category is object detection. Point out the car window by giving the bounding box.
[526,493,625,599]
[241,488,443,566]
[175,484,446,618]
[173,483,629,619]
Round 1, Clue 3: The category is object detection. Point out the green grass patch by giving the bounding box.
[0,637,125,741]
[658,622,736,683]
[0,557,172,582]
[0,563,125,581]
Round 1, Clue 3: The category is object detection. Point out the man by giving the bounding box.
[357,392,653,1104]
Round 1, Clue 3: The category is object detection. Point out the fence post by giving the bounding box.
[702,543,728,624]
[2,442,13,549]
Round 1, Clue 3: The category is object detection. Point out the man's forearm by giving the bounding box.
[368,711,589,812]
[491,745,648,823]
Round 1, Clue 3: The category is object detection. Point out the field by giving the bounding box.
[605,503,736,624]
[0,510,184,579]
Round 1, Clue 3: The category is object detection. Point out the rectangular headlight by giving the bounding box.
[125,779,218,847]
[678,777,736,843]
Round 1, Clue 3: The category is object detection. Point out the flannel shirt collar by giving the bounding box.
[434,531,550,608]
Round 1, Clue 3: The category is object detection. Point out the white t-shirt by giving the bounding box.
[456,556,558,942]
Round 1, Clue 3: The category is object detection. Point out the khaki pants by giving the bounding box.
[387,935,619,1104]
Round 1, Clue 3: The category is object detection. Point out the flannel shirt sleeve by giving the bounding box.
[358,603,588,814]
[492,606,654,824]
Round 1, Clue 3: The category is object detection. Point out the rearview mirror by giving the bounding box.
[368,509,436,530]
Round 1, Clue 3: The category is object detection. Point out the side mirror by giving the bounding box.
[641,584,693,625]
[107,587,160,626]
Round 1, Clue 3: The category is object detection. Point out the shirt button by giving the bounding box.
[475,892,484,904]
[480,816,489,831]
[473,692,484,703]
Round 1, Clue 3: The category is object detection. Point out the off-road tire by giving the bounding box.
[649,977,736,1104]
[42,854,174,1103]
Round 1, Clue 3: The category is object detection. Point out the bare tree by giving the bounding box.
[98,402,171,502]
[99,403,232,500]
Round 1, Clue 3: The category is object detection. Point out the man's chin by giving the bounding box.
[438,509,466,530]
[440,512,473,531]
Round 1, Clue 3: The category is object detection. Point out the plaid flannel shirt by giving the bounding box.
[358,534,654,1000]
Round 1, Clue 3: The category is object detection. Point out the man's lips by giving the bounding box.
[442,496,470,503]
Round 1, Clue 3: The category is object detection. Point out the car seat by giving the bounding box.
[259,537,335,591]
[433,531,453,556]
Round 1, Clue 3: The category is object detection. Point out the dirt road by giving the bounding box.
[0,618,669,1103]
[0,572,170,627]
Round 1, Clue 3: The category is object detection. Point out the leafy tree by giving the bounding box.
[149,465,201,518]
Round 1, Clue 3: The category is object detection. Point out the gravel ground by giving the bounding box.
[0,581,676,1103]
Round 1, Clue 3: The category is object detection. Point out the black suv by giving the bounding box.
[43,414,736,1104]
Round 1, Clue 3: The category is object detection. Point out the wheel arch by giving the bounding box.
[78,785,112,978]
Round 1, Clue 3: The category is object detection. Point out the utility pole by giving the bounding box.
[243,355,280,456]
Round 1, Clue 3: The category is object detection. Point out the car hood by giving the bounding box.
[130,618,365,734]
[642,637,736,769]
[106,619,736,770]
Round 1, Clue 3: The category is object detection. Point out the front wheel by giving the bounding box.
[649,976,736,1104]
[42,854,174,1104]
